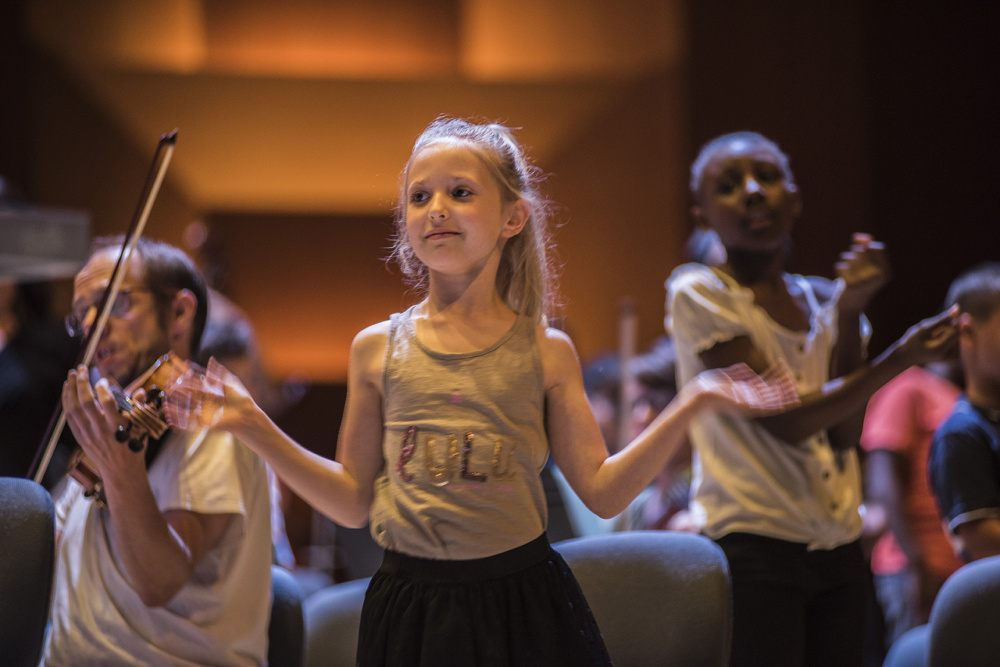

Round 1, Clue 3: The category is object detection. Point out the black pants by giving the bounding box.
[717,533,868,667]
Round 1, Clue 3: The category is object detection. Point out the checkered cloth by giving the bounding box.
[161,358,227,430]
[686,359,800,415]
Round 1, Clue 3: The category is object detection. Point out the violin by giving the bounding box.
[29,130,178,489]
[67,353,192,506]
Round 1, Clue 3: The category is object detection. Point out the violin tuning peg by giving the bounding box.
[128,437,145,453]
[147,388,165,409]
[115,425,131,443]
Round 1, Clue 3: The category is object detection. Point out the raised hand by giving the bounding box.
[836,233,890,313]
[685,360,801,417]
[890,305,959,367]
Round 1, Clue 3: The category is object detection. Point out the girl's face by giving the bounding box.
[404,142,527,278]
[692,140,801,255]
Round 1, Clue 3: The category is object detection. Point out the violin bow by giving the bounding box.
[29,130,178,484]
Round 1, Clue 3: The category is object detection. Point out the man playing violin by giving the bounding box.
[42,237,273,666]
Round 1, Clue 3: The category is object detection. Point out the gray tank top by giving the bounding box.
[370,306,550,560]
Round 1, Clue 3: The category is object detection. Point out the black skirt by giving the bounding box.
[357,533,612,666]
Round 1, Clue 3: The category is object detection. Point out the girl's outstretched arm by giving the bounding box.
[699,307,958,448]
[542,328,798,519]
[168,323,389,529]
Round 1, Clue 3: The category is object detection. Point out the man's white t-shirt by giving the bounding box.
[43,427,272,666]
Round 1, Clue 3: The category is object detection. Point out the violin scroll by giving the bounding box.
[112,385,168,452]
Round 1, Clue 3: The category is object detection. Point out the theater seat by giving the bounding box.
[554,530,733,667]
[269,565,305,667]
[303,577,370,667]
[927,554,1000,667]
[0,477,55,667]
[882,624,929,667]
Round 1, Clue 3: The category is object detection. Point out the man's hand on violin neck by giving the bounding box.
[64,366,147,480]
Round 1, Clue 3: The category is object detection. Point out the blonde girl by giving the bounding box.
[181,118,798,666]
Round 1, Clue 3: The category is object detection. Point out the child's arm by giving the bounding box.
[826,233,890,449]
[831,234,889,374]
[700,308,957,449]
[543,328,797,519]
[169,324,389,529]
[865,448,925,560]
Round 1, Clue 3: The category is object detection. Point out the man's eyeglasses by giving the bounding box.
[64,287,151,338]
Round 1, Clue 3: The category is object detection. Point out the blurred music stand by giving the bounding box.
[0,178,89,281]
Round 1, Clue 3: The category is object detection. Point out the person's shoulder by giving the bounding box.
[668,262,722,292]
[801,275,838,304]
[537,325,584,384]
[888,366,960,404]
[352,319,392,348]
[667,264,737,310]
[355,319,392,340]
[539,324,577,357]
[934,398,991,446]
[875,366,928,396]
[349,320,392,372]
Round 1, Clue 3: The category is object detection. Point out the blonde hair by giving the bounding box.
[390,117,555,324]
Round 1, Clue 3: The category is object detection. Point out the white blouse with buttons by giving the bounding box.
[666,263,862,550]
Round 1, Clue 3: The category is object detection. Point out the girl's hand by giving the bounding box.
[685,360,801,417]
[162,358,257,434]
[890,306,959,367]
[836,233,890,313]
